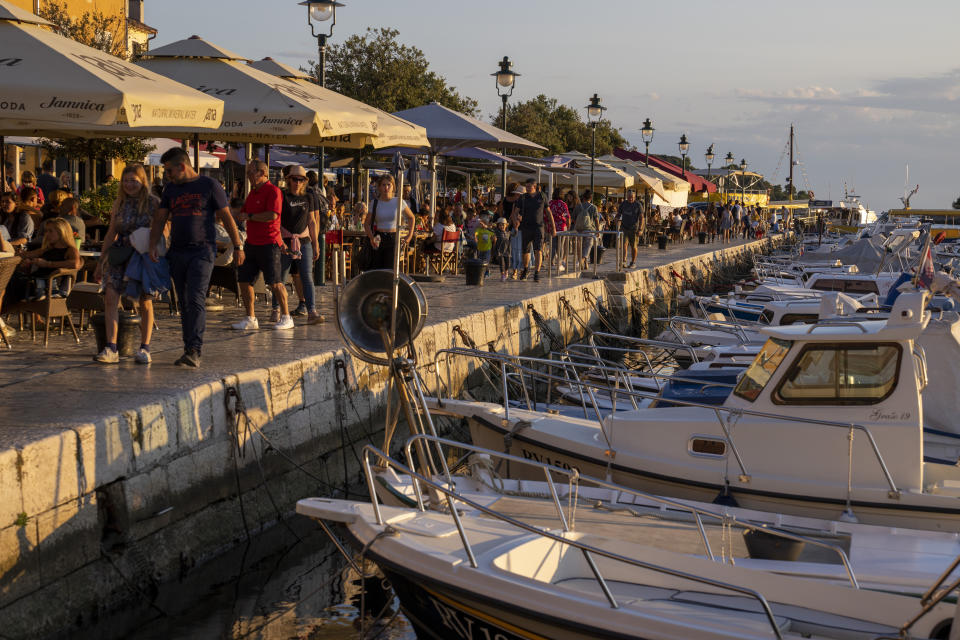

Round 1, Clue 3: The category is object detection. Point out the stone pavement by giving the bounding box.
[0,237,762,445]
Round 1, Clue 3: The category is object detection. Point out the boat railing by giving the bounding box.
[431,348,902,501]
[588,331,702,364]
[399,434,860,590]
[657,316,754,344]
[362,441,787,638]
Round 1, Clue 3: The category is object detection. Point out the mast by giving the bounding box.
[788,124,794,201]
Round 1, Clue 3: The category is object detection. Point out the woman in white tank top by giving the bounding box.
[363,174,415,270]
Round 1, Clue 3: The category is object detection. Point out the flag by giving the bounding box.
[918,246,935,289]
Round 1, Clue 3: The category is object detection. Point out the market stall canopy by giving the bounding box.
[134,36,380,146]
[248,57,429,149]
[144,138,219,168]
[392,102,546,153]
[613,148,716,194]
[598,155,670,201]
[0,1,224,136]
[554,151,634,189]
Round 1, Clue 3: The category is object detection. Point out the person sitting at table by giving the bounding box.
[6,190,36,249]
[58,197,86,244]
[363,174,415,271]
[425,209,456,254]
[0,191,16,240]
[18,171,44,206]
[0,228,13,257]
[94,164,162,364]
[19,218,81,300]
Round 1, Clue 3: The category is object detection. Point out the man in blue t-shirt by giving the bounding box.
[149,147,244,368]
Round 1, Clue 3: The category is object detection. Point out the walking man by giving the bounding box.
[149,147,244,367]
[510,178,555,282]
[616,189,643,268]
[232,160,293,331]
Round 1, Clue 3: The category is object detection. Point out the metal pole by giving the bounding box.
[243,142,252,196]
[429,151,438,228]
[318,35,327,179]
[0,136,4,193]
[500,93,508,200]
[390,163,405,345]
[644,141,650,167]
[590,123,596,195]
[193,133,200,170]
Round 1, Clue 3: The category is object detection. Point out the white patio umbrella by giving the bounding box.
[0,3,224,135]
[248,58,428,150]
[555,152,634,190]
[391,101,547,227]
[136,36,382,146]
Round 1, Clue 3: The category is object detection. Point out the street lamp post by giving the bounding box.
[704,143,715,182]
[640,117,654,167]
[584,93,606,196]
[677,133,689,178]
[492,56,518,200]
[302,0,343,287]
[739,158,748,205]
[723,151,734,204]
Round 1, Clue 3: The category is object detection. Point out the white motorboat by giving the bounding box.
[297,443,959,640]
[437,292,960,531]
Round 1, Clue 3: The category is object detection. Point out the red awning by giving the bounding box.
[614,148,716,193]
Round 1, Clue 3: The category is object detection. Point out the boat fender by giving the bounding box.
[503,420,532,454]
[712,484,739,507]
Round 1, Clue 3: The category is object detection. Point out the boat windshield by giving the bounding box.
[733,338,792,402]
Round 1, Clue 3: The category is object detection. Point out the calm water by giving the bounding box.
[69,514,414,640]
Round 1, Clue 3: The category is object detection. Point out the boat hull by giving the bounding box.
[466,413,960,532]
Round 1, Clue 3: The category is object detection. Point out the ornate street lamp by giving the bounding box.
[677,133,689,176]
[704,143,715,181]
[492,56,518,199]
[584,93,606,195]
[301,0,344,286]
[300,0,343,88]
[640,117,654,167]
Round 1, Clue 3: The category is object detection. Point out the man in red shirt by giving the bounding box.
[232,160,293,330]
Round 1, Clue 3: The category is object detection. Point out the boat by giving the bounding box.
[297,442,960,639]
[434,290,960,531]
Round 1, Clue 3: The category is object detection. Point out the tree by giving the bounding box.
[496,94,629,157]
[307,28,478,116]
[657,154,697,172]
[38,0,127,59]
[952,196,960,210]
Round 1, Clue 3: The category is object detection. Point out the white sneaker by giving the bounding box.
[273,315,294,330]
[134,348,152,364]
[232,316,259,331]
[94,347,119,364]
[0,318,14,334]
[558,264,566,273]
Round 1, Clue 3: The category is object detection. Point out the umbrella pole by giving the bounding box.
[264,144,270,173]
[429,152,437,228]
[244,143,253,196]
[193,133,200,171]
[0,136,5,193]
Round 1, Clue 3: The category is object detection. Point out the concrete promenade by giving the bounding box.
[0,235,776,638]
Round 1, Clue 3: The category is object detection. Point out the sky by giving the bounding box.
[146,0,960,210]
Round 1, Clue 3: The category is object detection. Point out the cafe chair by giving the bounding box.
[0,256,22,349]
[10,268,80,347]
[423,229,461,275]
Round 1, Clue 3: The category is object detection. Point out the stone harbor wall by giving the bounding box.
[0,236,778,638]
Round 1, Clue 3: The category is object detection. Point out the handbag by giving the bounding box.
[107,244,134,266]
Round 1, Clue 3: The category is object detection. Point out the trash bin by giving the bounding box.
[657,235,668,250]
[91,310,141,356]
[464,259,486,286]
[698,231,707,244]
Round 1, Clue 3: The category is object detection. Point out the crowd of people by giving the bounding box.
[1,151,791,366]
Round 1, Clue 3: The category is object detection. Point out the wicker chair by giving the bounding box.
[9,267,80,347]
[0,256,22,349]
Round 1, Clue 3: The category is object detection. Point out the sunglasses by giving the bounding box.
[288,176,307,182]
